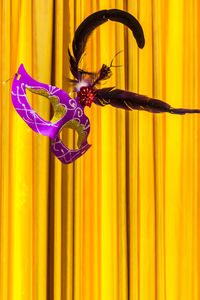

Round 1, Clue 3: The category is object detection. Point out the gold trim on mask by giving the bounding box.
[60,119,86,148]
[26,88,67,123]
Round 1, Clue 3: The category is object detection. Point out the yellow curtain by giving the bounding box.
[0,0,200,300]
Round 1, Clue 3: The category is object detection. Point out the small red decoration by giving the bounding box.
[77,85,96,107]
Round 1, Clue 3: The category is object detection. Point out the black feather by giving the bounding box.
[69,9,145,79]
[104,9,145,48]
[94,87,200,115]
[68,49,78,78]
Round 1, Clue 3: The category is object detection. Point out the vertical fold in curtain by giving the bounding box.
[0,1,11,300]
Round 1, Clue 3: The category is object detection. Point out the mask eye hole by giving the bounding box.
[26,87,67,123]
[26,88,54,122]
[59,120,87,150]
[61,127,79,150]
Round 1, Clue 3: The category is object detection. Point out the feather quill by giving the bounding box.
[94,87,200,114]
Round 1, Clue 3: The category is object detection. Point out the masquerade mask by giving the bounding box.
[11,64,91,164]
[11,9,200,164]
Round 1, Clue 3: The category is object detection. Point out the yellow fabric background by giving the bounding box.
[0,0,200,299]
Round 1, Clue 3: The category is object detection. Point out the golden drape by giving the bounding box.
[0,0,200,299]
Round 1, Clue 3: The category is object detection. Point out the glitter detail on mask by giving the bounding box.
[60,119,87,148]
[26,87,67,123]
[77,86,96,107]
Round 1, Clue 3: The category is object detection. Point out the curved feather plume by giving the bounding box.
[68,9,145,79]
[94,87,200,115]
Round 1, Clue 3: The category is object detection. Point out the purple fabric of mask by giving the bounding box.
[11,64,91,164]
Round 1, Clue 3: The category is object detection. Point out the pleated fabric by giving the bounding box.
[0,0,200,299]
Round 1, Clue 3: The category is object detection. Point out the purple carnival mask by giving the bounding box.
[11,64,91,164]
